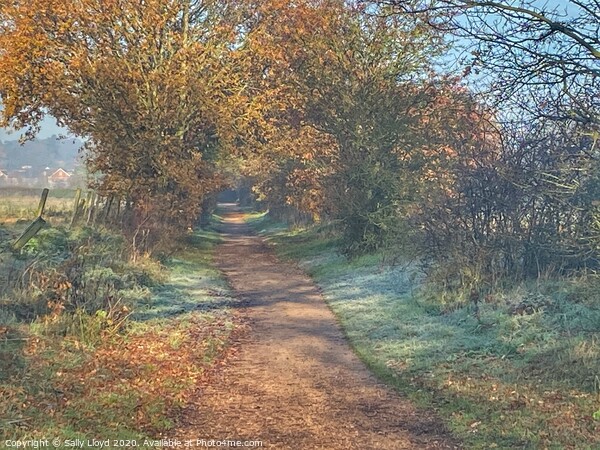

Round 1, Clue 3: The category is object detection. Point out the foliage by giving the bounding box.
[414,119,600,291]
[239,0,600,290]
[1,0,599,283]
[240,0,461,256]
[0,0,246,249]
[0,227,239,441]
[0,226,157,327]
[350,0,600,286]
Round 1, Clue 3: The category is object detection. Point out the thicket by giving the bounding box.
[417,119,600,288]
[239,1,600,298]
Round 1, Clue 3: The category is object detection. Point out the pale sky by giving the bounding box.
[0,115,71,141]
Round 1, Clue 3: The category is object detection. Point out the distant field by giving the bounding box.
[0,187,80,228]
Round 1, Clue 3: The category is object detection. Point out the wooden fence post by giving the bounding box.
[87,192,97,225]
[36,188,49,218]
[69,188,82,229]
[12,189,49,251]
[115,197,122,223]
[12,218,47,251]
[102,195,114,224]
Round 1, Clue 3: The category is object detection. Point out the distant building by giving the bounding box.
[0,166,73,188]
[47,168,71,188]
[4,166,39,186]
[4,171,21,186]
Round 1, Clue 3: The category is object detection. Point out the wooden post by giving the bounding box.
[69,188,82,229]
[92,195,104,226]
[36,188,49,218]
[103,196,114,224]
[114,197,122,223]
[12,188,51,251]
[87,192,97,225]
[12,217,47,251]
[84,191,93,213]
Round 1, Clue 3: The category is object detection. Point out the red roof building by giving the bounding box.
[47,168,71,188]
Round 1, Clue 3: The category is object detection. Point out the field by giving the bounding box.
[249,212,600,449]
[0,187,79,230]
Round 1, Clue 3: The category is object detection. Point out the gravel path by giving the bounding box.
[183,205,460,449]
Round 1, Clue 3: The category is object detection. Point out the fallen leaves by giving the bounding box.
[0,311,243,438]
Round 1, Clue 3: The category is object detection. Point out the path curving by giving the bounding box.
[184,205,459,449]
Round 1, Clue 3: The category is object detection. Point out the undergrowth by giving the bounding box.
[249,211,600,449]
[0,223,238,444]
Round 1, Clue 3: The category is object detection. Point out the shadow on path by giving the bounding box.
[181,204,461,449]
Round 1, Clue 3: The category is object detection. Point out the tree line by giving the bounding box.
[1,0,598,291]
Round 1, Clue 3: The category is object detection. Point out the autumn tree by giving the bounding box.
[239,0,600,284]
[240,1,477,254]
[0,0,245,250]
[229,0,341,221]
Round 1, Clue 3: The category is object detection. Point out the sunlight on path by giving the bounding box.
[180,204,460,449]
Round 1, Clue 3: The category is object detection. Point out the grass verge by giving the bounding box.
[0,227,239,446]
[248,211,600,449]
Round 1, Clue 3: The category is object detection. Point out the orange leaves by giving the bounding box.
[59,315,235,432]
[1,1,246,238]
[2,313,240,436]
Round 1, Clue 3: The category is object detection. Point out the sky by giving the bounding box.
[0,115,70,142]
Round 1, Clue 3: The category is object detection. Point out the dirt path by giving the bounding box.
[183,205,459,449]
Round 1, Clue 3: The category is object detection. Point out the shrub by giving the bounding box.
[2,225,165,344]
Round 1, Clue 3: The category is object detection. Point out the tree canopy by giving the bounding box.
[1,0,599,280]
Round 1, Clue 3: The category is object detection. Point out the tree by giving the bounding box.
[0,0,245,249]
[365,0,600,283]
[373,0,600,125]
[240,0,461,253]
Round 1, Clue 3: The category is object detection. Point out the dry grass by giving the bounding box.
[0,228,240,442]
[0,188,78,229]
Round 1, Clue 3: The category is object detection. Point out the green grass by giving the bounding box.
[0,225,238,446]
[130,229,233,323]
[249,211,600,449]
